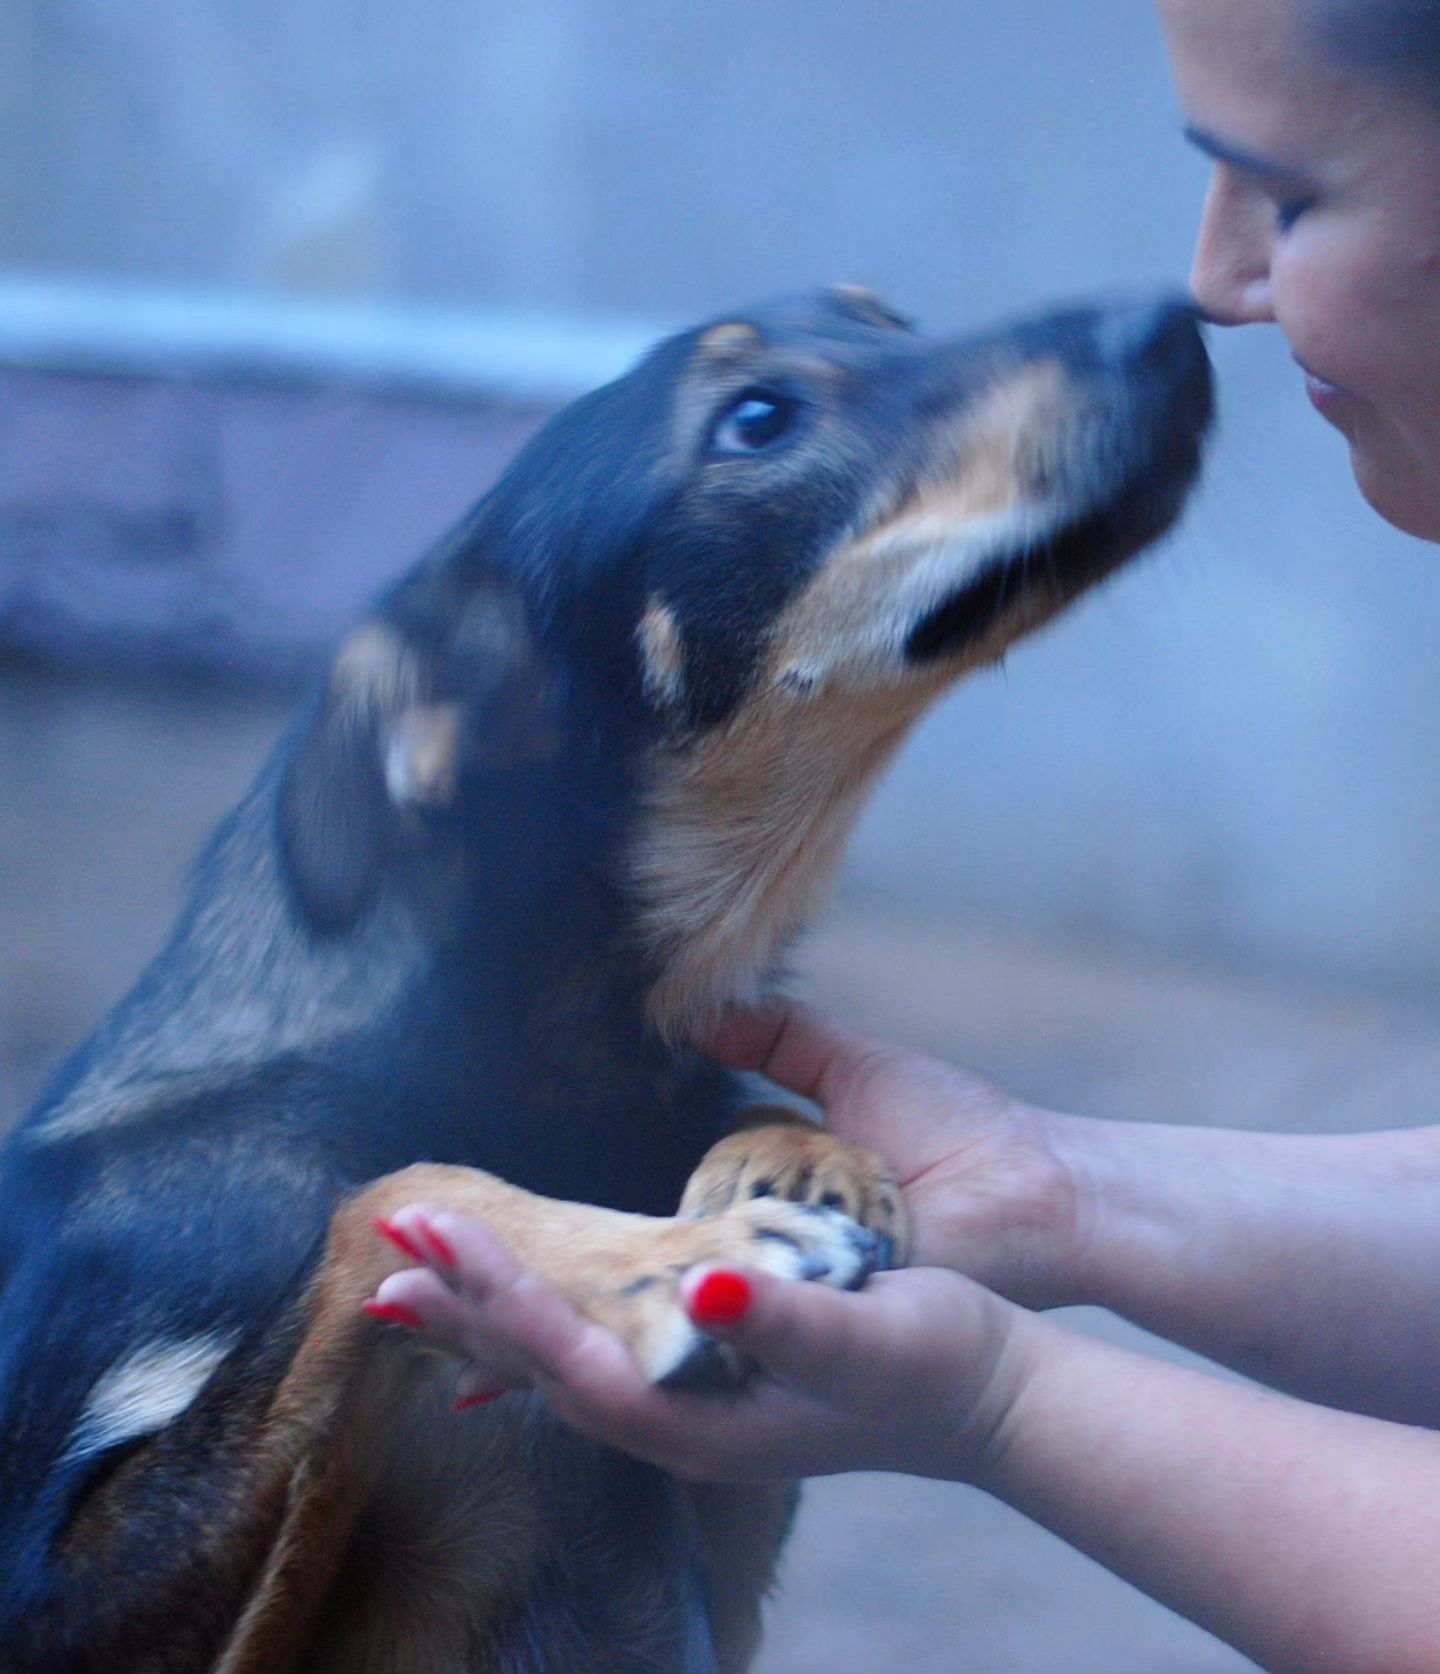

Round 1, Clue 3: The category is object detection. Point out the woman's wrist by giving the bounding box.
[1030,1108,1137,1309]
[928,1100,1112,1313]
[1035,1109,1227,1317]
[987,1106,1220,1315]
[1030,1115,1327,1332]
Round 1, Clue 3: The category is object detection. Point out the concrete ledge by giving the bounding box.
[0,276,667,403]
[0,363,547,681]
[0,280,682,680]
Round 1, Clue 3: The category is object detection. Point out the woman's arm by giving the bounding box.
[711,1004,1440,1425]
[1053,1116,1440,1425]
[981,1310,1440,1674]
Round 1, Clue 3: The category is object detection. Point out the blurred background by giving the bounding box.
[4,4,1439,1670]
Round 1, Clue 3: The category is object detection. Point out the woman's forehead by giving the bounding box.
[1158,0,1323,84]
[1161,0,1440,101]
[1158,0,1398,151]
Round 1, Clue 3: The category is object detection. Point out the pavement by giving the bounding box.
[6,658,1439,1671]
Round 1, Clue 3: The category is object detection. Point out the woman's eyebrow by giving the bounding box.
[1183,123,1312,182]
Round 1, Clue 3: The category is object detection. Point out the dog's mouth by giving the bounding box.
[883,300,1213,668]
[901,385,1209,665]
[903,522,1097,664]
[903,468,1193,664]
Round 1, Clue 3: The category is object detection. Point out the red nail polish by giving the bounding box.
[454,1390,504,1411]
[687,1270,753,1327]
[414,1216,457,1271]
[362,1299,425,1330]
[372,1217,427,1264]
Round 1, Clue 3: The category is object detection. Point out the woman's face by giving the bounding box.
[1158,0,1440,538]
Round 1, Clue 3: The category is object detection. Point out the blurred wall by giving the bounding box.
[3,0,1439,991]
[3,1,1197,318]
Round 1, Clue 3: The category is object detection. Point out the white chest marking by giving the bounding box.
[63,1332,237,1465]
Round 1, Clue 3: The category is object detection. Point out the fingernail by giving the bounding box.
[686,1269,753,1327]
[373,1217,427,1264]
[413,1215,457,1271]
[454,1390,504,1412]
[362,1298,425,1330]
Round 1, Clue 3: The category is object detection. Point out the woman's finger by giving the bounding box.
[680,1263,862,1395]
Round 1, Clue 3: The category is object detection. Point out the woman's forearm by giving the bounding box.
[969,1314,1440,1674]
[1047,1116,1440,1423]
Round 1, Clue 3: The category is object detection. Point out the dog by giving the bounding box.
[0,285,1211,1673]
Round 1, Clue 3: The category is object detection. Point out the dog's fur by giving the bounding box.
[0,286,1211,1674]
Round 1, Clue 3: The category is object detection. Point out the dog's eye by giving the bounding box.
[711,389,797,454]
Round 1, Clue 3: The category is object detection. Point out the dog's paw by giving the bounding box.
[591,1196,885,1391]
[677,1113,910,1274]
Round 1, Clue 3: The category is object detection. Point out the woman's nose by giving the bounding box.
[1189,170,1276,327]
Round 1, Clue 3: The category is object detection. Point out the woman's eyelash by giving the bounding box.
[1276,197,1314,232]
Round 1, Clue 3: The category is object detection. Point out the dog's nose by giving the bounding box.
[1094,295,1200,368]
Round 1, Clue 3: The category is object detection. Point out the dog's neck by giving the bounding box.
[41,688,913,1140]
[631,685,926,1044]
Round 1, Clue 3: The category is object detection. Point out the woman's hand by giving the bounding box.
[366,1201,1440,1674]
[707,1002,1088,1309]
[366,1206,1030,1484]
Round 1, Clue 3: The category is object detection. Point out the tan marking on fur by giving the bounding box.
[299,1390,544,1674]
[830,282,907,329]
[214,1204,434,1674]
[217,1170,548,1673]
[697,321,761,361]
[638,598,687,707]
[635,678,934,1043]
[769,361,1072,684]
[215,1170,554,1672]
[330,621,426,717]
[384,701,463,807]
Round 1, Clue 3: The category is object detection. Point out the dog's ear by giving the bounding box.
[278,582,557,934]
[433,576,560,773]
[278,623,423,934]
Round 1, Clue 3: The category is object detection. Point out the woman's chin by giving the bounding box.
[1348,436,1440,542]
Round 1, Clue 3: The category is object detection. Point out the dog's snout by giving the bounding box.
[1093,295,1201,370]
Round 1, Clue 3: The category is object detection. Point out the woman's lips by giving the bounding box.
[1297,361,1353,417]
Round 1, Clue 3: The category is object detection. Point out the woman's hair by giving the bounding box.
[1308,0,1440,102]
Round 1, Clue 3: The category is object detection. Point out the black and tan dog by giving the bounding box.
[0,286,1210,1673]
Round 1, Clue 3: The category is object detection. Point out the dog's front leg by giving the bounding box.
[216,1162,888,1674]
[347,1160,886,1386]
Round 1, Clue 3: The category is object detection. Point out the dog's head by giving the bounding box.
[280,287,1211,1032]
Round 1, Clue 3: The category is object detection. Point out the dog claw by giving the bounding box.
[657,1334,748,1394]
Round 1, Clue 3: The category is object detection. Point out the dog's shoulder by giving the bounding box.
[0,1063,344,1605]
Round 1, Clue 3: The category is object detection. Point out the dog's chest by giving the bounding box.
[352,1013,739,1217]
[469,1069,735,1217]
